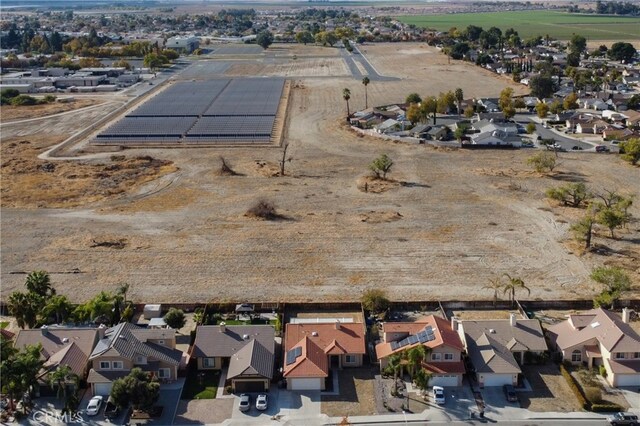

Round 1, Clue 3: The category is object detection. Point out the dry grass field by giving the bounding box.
[1,44,638,304]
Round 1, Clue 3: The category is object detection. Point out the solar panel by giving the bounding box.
[390,341,399,350]
[408,335,419,345]
[294,346,302,357]
[285,349,297,366]
[398,338,410,349]
[417,331,428,343]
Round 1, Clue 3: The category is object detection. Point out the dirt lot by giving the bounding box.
[520,364,582,412]
[322,368,377,417]
[1,43,638,304]
[0,98,101,122]
[174,399,233,425]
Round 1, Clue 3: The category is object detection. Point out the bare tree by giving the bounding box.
[279,142,293,176]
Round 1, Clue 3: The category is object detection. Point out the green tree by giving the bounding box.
[596,206,628,239]
[8,291,41,329]
[454,88,464,115]
[386,353,403,395]
[406,93,421,104]
[361,288,389,314]
[454,126,466,142]
[530,75,555,99]
[545,182,591,207]
[143,53,163,71]
[464,105,475,118]
[25,270,55,297]
[164,308,186,330]
[535,102,549,119]
[161,49,179,60]
[571,215,595,250]
[526,122,536,134]
[549,100,563,115]
[361,77,370,109]
[501,274,530,306]
[591,266,631,309]
[527,152,557,173]
[41,294,74,324]
[48,365,79,400]
[563,92,579,110]
[619,138,640,165]
[256,30,274,49]
[406,103,421,125]
[369,154,393,180]
[412,368,431,395]
[110,368,160,411]
[608,42,636,62]
[342,88,351,119]
[406,345,429,378]
[0,344,44,413]
[568,34,587,56]
[295,31,314,45]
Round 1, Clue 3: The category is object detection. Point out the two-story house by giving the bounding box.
[547,308,640,387]
[375,315,465,387]
[86,322,184,396]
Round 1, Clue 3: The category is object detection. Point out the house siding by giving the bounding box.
[341,353,363,367]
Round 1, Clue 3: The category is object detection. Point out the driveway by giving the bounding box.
[230,387,321,422]
[618,387,640,411]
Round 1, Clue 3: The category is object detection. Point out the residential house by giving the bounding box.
[603,126,637,141]
[477,98,499,113]
[456,314,548,387]
[375,315,465,387]
[625,110,640,129]
[567,113,608,134]
[283,321,366,390]
[13,326,99,391]
[547,308,640,387]
[582,98,609,111]
[191,324,275,392]
[87,322,183,396]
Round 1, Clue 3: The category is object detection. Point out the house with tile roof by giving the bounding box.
[375,315,465,387]
[283,321,366,390]
[192,324,275,392]
[13,326,99,390]
[456,313,548,387]
[86,322,184,396]
[547,308,640,387]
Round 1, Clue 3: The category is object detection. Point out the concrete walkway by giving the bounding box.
[216,366,233,399]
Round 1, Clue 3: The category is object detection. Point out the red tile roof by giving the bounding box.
[283,337,328,378]
[422,361,466,375]
[284,323,365,355]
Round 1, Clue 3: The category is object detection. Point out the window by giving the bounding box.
[345,355,356,364]
[571,350,582,362]
[431,353,442,361]
[203,358,216,368]
[615,352,625,360]
[444,353,454,361]
[158,340,165,345]
[112,361,124,370]
[135,355,147,365]
[634,352,640,359]
[99,361,111,370]
[158,368,170,379]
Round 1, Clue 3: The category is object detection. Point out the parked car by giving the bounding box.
[239,394,250,412]
[608,412,639,425]
[596,145,610,152]
[86,396,103,416]
[104,397,120,420]
[432,386,445,405]
[256,394,268,411]
[503,384,518,402]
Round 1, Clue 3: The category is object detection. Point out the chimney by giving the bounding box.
[334,322,340,330]
[219,322,226,333]
[451,316,458,331]
[510,313,517,327]
[41,325,48,336]
[98,324,107,340]
[622,308,631,324]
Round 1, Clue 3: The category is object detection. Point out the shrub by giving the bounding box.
[43,94,56,103]
[10,94,38,106]
[527,152,557,173]
[598,365,607,378]
[245,199,279,220]
[590,403,623,412]
[560,364,590,410]
[362,288,390,314]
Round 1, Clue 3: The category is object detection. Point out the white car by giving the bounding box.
[256,394,268,411]
[86,395,103,416]
[432,386,445,405]
[238,394,250,412]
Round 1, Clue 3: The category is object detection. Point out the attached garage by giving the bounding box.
[233,379,269,393]
[613,374,640,387]
[429,375,461,387]
[289,378,324,391]
[93,383,113,396]
[479,373,515,387]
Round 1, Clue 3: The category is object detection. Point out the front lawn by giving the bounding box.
[0,321,9,329]
[181,367,220,400]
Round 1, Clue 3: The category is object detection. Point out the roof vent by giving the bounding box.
[312,331,319,337]
[489,329,496,334]
[590,321,600,328]
[62,338,69,343]
[242,334,249,340]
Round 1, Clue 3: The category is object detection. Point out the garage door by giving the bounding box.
[94,383,113,396]
[481,374,513,387]
[429,375,459,387]
[615,374,640,387]
[290,378,322,390]
[234,380,266,393]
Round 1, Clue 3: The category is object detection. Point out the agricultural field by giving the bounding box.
[397,11,640,40]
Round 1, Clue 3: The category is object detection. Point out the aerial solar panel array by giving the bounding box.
[94,78,285,145]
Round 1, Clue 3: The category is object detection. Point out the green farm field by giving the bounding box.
[397,10,640,40]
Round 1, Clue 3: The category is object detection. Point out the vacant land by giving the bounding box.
[0,98,101,122]
[397,11,640,40]
[520,364,582,413]
[322,368,377,417]
[1,44,638,304]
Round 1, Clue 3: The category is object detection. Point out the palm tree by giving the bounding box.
[117,283,130,305]
[8,292,39,329]
[49,365,79,400]
[41,294,74,324]
[361,77,370,109]
[454,88,464,115]
[482,277,503,307]
[502,273,530,306]
[342,88,351,121]
[387,353,403,395]
[25,270,55,297]
[406,345,428,378]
